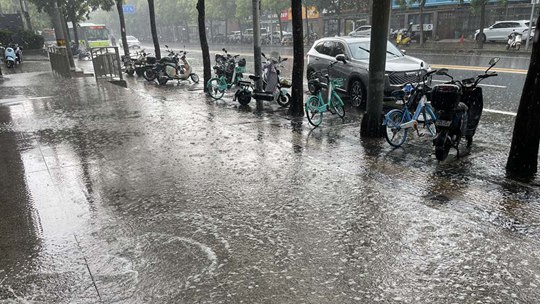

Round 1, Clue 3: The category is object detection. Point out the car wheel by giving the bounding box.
[476,33,486,43]
[349,79,366,107]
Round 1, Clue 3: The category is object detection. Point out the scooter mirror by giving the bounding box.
[282,58,288,61]
[165,45,169,48]
[435,68,449,75]
[335,54,347,63]
[222,48,227,52]
[489,57,500,66]
[261,52,266,58]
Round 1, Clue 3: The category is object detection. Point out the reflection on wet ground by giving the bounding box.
[0,63,539,303]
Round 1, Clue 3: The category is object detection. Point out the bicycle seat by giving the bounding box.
[249,75,260,81]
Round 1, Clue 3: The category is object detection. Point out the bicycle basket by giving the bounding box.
[146,56,157,65]
[308,79,322,93]
[331,78,344,89]
[237,58,247,67]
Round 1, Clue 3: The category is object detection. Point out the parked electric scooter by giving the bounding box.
[506,30,522,51]
[261,52,291,107]
[431,57,500,161]
[4,43,21,68]
[154,46,199,85]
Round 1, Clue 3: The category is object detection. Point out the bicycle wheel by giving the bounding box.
[421,108,437,137]
[330,97,345,118]
[207,78,225,100]
[305,96,323,127]
[384,109,408,147]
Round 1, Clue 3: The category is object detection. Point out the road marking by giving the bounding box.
[484,109,517,116]
[431,64,527,75]
[431,79,507,89]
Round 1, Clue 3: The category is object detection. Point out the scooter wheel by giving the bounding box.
[6,61,13,68]
[126,70,135,76]
[277,92,291,107]
[236,89,252,106]
[190,73,200,84]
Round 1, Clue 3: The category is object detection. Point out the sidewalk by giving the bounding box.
[1,64,540,303]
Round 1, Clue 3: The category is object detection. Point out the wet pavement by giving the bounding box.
[1,60,540,303]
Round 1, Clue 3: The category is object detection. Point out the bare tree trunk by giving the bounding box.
[197,0,211,93]
[68,5,79,50]
[148,0,160,59]
[419,1,425,47]
[478,2,486,49]
[288,0,304,117]
[506,15,540,180]
[116,0,129,57]
[277,9,283,42]
[361,0,391,137]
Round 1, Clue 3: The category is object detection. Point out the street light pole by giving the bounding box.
[526,0,537,50]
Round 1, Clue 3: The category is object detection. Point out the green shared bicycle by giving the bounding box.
[305,54,348,127]
[207,48,246,100]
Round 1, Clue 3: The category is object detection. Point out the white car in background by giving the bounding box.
[123,35,141,49]
[348,25,372,37]
[474,20,535,42]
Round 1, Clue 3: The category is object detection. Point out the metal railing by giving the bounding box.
[90,47,123,83]
[47,46,71,77]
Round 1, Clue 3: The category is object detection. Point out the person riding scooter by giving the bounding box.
[506,30,522,51]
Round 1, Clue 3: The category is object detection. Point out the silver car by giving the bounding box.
[307,36,430,106]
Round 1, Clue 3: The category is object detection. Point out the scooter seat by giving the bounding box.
[249,75,260,81]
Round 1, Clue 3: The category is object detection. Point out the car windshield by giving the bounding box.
[348,41,403,60]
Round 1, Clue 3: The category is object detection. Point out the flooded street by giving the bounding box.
[1,56,540,303]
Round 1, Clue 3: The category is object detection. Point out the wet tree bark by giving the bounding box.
[288,0,304,117]
[115,0,129,57]
[277,10,283,43]
[361,0,390,137]
[148,0,161,59]
[506,15,540,180]
[478,2,486,49]
[68,5,79,50]
[197,0,212,93]
[419,0,425,47]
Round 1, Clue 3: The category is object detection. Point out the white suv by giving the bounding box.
[475,20,535,42]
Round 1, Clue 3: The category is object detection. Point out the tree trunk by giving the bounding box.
[361,0,391,137]
[419,1,425,47]
[238,18,243,42]
[277,9,283,42]
[61,14,75,69]
[19,0,32,31]
[115,0,130,57]
[478,2,486,49]
[288,0,304,117]
[68,6,79,50]
[197,0,211,93]
[210,19,214,42]
[148,0,160,59]
[304,4,309,41]
[252,0,263,111]
[506,15,540,180]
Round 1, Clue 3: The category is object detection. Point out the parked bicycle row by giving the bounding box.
[120,43,500,162]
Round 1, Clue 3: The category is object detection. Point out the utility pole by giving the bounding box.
[252,0,263,111]
[526,0,537,50]
[361,0,391,137]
